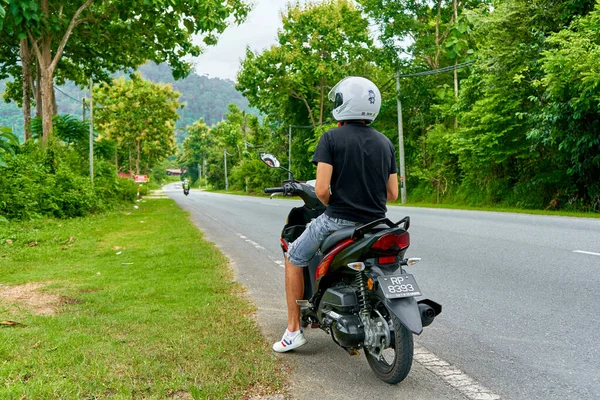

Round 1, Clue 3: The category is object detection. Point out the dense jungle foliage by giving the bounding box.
[214,0,599,212]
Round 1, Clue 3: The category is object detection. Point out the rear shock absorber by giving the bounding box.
[355,271,370,315]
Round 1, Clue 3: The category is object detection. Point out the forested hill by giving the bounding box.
[136,63,252,129]
[0,62,252,141]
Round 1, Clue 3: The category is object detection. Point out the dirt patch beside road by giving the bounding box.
[0,282,62,316]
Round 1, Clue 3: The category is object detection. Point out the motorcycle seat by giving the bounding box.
[320,226,356,254]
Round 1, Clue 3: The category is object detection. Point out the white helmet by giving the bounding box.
[329,76,381,123]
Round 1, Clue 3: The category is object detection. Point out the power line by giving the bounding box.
[53,85,81,103]
[397,60,475,79]
[380,60,475,93]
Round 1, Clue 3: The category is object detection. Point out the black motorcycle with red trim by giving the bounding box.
[260,152,442,384]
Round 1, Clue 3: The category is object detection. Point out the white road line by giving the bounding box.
[414,345,501,400]
[202,211,218,221]
[235,234,268,251]
[573,250,600,256]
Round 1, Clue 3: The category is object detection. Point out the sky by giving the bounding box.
[191,0,292,81]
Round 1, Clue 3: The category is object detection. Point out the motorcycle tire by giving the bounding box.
[365,302,413,384]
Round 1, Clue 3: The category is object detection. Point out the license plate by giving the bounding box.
[378,274,421,299]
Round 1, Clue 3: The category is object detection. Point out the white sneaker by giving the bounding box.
[272,329,307,353]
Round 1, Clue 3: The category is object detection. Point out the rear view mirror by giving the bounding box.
[259,152,281,168]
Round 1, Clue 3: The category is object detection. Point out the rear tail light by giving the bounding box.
[315,238,355,280]
[378,256,397,264]
[371,232,409,252]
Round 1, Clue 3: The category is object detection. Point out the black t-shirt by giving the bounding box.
[312,123,397,223]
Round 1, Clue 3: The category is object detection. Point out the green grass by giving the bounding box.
[388,201,600,218]
[0,200,284,399]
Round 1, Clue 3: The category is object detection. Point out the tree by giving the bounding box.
[94,74,181,174]
[453,0,598,207]
[531,2,600,206]
[179,118,215,183]
[0,0,250,147]
[237,0,374,129]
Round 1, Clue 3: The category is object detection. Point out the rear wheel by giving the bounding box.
[364,302,413,384]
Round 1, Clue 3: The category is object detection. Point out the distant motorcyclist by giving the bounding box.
[182,179,190,196]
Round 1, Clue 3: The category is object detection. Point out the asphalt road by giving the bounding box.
[165,184,600,400]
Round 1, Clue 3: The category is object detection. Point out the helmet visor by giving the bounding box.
[328,77,350,103]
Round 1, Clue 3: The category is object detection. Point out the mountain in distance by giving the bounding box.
[0,62,253,142]
[137,62,254,131]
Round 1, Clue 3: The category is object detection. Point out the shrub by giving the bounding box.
[0,143,136,221]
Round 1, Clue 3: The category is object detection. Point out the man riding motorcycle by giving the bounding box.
[274,76,399,352]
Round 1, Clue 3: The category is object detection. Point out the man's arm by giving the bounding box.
[387,173,399,202]
[315,162,333,206]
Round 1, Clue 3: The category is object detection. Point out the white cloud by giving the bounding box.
[191,0,291,81]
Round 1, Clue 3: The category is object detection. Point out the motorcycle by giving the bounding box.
[260,152,441,384]
[182,182,190,196]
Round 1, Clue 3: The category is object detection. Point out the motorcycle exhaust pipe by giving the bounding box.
[418,303,436,327]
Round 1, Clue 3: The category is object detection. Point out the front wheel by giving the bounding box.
[364,303,413,384]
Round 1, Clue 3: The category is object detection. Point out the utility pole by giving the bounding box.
[203,159,207,189]
[224,150,234,190]
[395,71,407,204]
[224,150,228,190]
[288,126,292,180]
[89,77,94,185]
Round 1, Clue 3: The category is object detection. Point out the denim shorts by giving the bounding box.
[287,214,361,267]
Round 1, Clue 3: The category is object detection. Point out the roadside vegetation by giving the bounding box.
[0,199,284,399]
[177,0,600,215]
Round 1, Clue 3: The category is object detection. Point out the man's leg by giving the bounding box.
[285,255,304,333]
[272,256,307,352]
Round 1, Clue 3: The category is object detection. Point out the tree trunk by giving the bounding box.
[20,39,32,141]
[40,70,54,148]
[35,62,42,118]
[52,84,58,115]
[28,0,94,148]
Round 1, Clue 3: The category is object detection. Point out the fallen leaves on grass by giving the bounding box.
[27,242,38,247]
[6,239,13,245]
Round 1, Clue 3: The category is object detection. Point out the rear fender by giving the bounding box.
[376,291,423,335]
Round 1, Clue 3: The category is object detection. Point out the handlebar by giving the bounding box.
[264,187,284,194]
